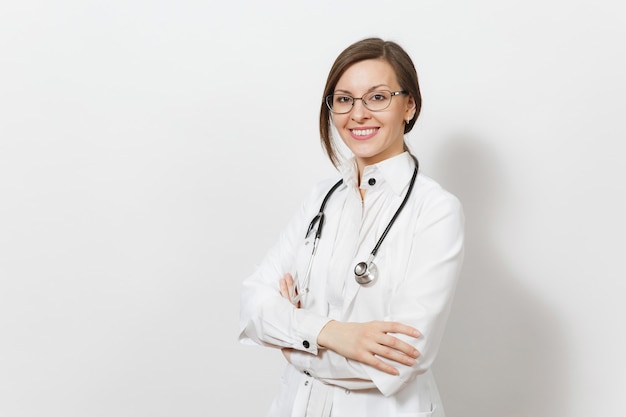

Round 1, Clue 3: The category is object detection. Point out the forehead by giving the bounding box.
[335,59,399,92]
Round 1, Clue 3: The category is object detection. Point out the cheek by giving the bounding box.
[331,116,351,138]
[331,114,347,127]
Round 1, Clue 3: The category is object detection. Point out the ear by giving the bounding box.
[405,95,417,121]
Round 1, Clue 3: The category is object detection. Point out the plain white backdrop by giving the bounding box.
[1,1,625,416]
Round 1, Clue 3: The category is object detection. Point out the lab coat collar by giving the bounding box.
[340,152,416,195]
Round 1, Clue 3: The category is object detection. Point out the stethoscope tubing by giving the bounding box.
[292,155,418,303]
[369,156,418,257]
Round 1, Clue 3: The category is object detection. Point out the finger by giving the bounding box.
[286,277,296,298]
[380,321,421,338]
[278,278,290,299]
[282,273,296,297]
[357,334,416,371]
[373,341,418,367]
[365,354,400,376]
[378,334,420,359]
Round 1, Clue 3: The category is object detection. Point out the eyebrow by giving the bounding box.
[334,84,392,94]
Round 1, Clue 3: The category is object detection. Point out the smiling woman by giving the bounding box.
[326,59,415,177]
[239,38,464,417]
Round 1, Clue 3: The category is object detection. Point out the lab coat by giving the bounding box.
[239,152,465,417]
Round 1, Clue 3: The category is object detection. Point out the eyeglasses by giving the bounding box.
[325,90,407,114]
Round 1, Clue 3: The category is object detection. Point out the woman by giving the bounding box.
[239,37,464,417]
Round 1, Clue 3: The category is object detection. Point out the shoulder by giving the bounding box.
[295,176,345,216]
[306,176,344,202]
[413,172,464,220]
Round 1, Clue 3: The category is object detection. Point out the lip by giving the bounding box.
[349,127,379,141]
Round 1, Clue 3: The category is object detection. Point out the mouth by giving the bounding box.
[349,128,378,140]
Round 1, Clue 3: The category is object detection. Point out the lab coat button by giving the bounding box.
[345,389,351,395]
[368,178,376,186]
[302,340,310,349]
[304,370,311,376]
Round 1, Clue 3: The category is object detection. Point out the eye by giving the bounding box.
[335,95,353,104]
[368,91,390,102]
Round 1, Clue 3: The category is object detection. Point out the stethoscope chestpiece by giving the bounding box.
[354,260,378,286]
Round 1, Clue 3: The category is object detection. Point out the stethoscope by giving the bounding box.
[291,155,418,305]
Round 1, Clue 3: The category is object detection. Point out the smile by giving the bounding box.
[350,128,378,139]
[352,128,377,136]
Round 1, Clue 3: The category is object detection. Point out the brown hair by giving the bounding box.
[319,38,422,168]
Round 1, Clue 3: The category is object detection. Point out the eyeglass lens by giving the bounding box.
[327,91,394,113]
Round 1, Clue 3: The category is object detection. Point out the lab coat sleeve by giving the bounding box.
[370,190,465,396]
[238,182,335,355]
[289,348,377,390]
[288,190,464,396]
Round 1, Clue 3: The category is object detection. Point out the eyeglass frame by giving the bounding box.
[324,90,408,114]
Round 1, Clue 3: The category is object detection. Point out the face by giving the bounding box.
[331,59,416,174]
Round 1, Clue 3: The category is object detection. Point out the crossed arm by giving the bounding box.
[278,273,421,376]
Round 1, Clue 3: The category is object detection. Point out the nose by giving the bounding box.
[350,98,370,121]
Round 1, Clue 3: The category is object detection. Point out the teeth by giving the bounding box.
[352,128,376,136]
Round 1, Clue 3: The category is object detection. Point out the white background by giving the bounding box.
[1,1,624,416]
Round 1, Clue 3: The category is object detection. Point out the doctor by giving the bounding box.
[239,37,464,417]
